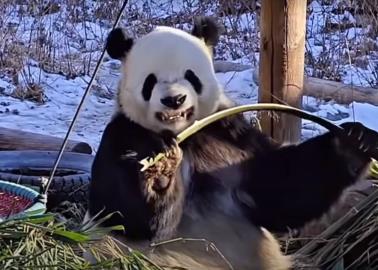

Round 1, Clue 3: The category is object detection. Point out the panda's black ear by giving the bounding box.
[191,16,223,47]
[106,28,134,60]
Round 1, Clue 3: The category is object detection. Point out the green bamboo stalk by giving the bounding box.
[176,103,342,143]
[139,103,344,171]
[139,103,378,172]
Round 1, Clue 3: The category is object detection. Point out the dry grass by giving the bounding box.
[12,83,45,103]
[293,187,378,269]
[0,0,125,100]
[0,0,259,101]
[306,0,378,87]
[279,160,378,269]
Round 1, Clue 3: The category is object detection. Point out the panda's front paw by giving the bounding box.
[143,138,183,196]
[339,122,378,160]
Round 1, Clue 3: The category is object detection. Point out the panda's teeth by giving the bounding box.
[168,114,181,120]
[156,108,193,123]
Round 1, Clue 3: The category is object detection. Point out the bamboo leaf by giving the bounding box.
[84,225,125,241]
[25,214,55,224]
[80,211,123,232]
[52,229,90,243]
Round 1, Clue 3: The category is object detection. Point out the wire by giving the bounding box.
[41,0,129,196]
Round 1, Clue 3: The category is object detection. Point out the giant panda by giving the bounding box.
[87,16,378,269]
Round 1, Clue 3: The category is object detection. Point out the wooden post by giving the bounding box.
[258,0,307,143]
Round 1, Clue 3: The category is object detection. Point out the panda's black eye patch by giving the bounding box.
[142,74,157,101]
[184,69,202,94]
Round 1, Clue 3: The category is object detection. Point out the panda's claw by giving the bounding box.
[358,130,364,140]
[339,122,378,159]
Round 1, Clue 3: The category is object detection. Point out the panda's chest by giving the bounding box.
[180,150,246,218]
[180,152,245,190]
[209,164,244,185]
[179,133,251,193]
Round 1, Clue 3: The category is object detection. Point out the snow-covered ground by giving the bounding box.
[0,0,377,152]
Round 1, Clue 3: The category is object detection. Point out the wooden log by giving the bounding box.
[251,65,378,106]
[258,0,307,143]
[304,77,378,106]
[214,59,378,107]
[0,127,92,154]
[213,61,251,73]
[213,59,378,107]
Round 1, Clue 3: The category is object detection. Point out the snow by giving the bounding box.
[302,96,378,135]
[0,66,116,152]
[0,0,377,153]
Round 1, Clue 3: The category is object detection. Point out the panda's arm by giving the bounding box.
[237,122,378,233]
[89,114,184,241]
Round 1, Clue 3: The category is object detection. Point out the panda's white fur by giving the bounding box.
[84,211,292,270]
[118,26,228,134]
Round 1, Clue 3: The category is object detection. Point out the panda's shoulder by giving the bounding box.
[194,108,276,152]
[105,112,152,135]
[102,113,134,137]
[99,113,150,150]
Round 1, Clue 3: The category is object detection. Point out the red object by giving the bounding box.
[0,191,32,218]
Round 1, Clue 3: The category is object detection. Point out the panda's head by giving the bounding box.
[106,17,230,134]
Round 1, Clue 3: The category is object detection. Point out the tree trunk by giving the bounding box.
[258,0,307,143]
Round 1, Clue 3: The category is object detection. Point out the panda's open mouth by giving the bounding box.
[156,106,194,123]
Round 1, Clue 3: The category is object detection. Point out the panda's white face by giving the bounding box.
[116,26,225,134]
[146,76,198,133]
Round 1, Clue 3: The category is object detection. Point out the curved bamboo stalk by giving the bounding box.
[176,103,342,143]
[139,103,341,171]
[139,103,376,171]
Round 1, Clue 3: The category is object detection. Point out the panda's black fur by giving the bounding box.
[88,16,378,269]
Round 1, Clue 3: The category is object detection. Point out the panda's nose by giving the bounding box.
[161,94,186,109]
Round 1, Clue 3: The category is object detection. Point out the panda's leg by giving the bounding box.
[236,122,378,233]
